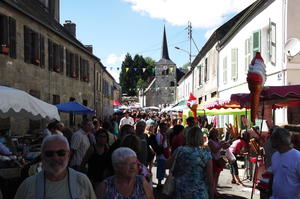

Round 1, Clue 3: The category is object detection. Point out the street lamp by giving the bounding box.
[174,46,197,65]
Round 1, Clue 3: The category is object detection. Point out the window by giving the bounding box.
[252,30,261,56]
[0,14,16,58]
[231,49,238,80]
[211,91,217,98]
[198,97,202,104]
[204,58,208,82]
[223,57,227,84]
[52,95,60,105]
[24,26,44,66]
[48,39,63,73]
[199,65,202,86]
[170,81,175,87]
[245,38,251,72]
[111,86,114,99]
[269,21,276,65]
[66,50,79,78]
[80,57,89,82]
[162,69,169,75]
[96,72,101,91]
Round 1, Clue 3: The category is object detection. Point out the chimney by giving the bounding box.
[84,45,93,54]
[63,20,76,37]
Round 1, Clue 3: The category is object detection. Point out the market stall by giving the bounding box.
[0,86,61,198]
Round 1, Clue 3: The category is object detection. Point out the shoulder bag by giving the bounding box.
[162,150,179,196]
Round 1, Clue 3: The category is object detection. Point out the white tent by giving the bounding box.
[0,86,60,121]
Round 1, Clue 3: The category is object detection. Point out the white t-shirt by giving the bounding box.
[119,116,134,128]
[14,170,96,199]
[70,129,90,167]
[270,149,300,199]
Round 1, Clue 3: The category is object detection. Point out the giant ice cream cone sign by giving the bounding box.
[187,93,198,121]
[247,52,266,123]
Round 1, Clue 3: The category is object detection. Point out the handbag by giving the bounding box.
[215,157,227,168]
[162,151,179,196]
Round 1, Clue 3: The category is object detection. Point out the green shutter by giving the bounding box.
[223,57,227,84]
[252,30,261,56]
[245,38,251,72]
[231,48,238,80]
[270,22,276,65]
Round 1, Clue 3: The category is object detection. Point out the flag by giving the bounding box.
[152,68,155,73]
[133,68,138,71]
[142,68,146,72]
[125,68,129,72]
[169,68,173,73]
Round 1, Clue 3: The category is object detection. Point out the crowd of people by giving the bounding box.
[1,110,299,199]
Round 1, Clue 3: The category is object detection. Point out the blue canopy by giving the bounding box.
[55,101,95,115]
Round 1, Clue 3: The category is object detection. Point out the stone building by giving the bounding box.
[142,26,177,107]
[0,0,118,134]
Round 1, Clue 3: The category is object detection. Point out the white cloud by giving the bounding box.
[106,53,125,65]
[104,53,125,83]
[122,0,255,28]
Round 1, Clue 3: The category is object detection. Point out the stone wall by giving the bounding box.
[0,3,114,134]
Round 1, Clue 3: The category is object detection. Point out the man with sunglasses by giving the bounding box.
[14,135,96,199]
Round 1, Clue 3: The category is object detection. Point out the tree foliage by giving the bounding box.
[119,53,155,96]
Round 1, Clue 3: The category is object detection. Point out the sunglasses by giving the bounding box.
[44,149,68,157]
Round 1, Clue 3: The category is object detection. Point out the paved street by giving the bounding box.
[152,166,260,199]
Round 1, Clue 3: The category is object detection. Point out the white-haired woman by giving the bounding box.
[95,147,154,199]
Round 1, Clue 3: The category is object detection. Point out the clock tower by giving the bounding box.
[154,26,177,107]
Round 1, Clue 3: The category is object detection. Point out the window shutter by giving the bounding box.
[80,57,84,81]
[75,54,79,78]
[207,58,209,81]
[0,14,9,49]
[231,48,238,80]
[32,32,40,65]
[8,17,16,58]
[245,38,251,72]
[40,35,45,67]
[223,57,227,84]
[199,65,202,85]
[252,30,261,56]
[53,43,60,72]
[86,61,89,82]
[24,26,31,63]
[204,58,208,82]
[59,45,64,74]
[48,39,53,71]
[65,49,70,76]
[70,52,74,75]
[269,22,276,65]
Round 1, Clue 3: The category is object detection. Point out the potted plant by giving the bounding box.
[1,44,9,54]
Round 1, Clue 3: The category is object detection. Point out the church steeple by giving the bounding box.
[161,26,170,60]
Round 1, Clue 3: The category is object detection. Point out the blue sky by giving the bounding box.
[60,0,255,82]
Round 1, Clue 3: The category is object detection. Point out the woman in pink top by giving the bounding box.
[229,131,250,185]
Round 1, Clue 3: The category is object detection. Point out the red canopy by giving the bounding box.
[113,100,122,106]
[230,85,300,108]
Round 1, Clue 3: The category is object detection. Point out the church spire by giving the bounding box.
[161,25,170,60]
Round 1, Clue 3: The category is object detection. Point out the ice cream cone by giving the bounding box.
[189,104,198,122]
[248,83,263,123]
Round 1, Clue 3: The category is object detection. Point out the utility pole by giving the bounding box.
[187,21,194,93]
[187,21,192,65]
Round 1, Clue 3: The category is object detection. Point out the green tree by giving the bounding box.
[119,53,155,96]
[182,62,191,69]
